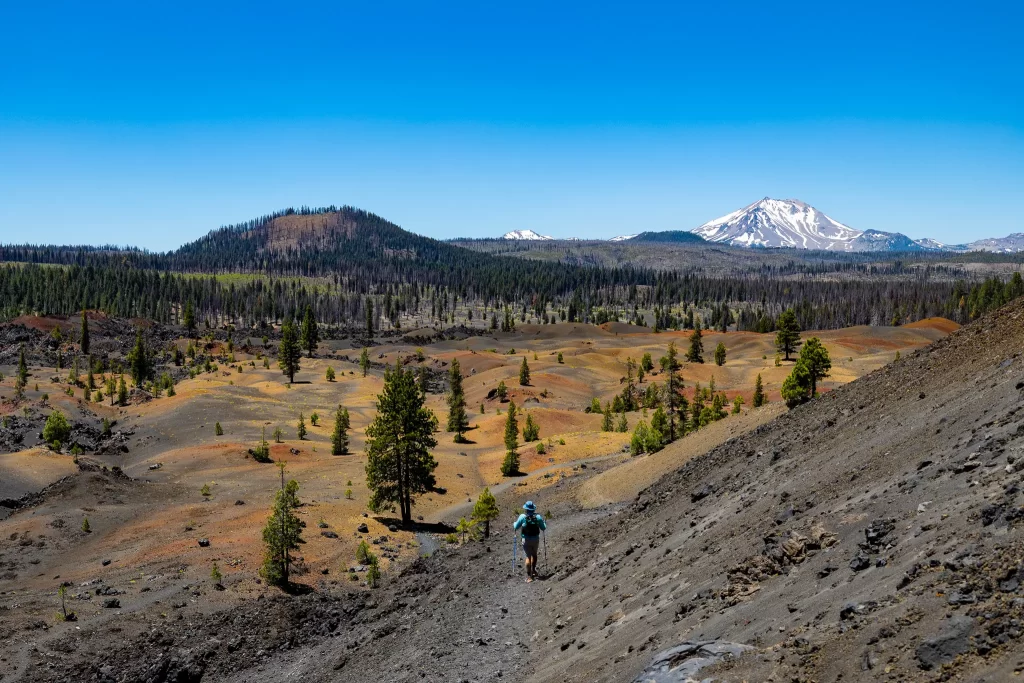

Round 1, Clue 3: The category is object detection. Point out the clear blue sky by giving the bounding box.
[1,1,1021,250]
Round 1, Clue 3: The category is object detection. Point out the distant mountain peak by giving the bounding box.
[502,229,552,240]
[693,198,861,250]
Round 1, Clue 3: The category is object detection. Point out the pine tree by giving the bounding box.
[360,347,370,377]
[641,352,654,373]
[278,320,301,383]
[471,487,500,538]
[446,359,470,442]
[501,401,520,476]
[259,474,303,587]
[616,411,628,433]
[417,365,429,394]
[325,366,336,381]
[117,376,128,405]
[798,337,832,396]
[297,413,307,440]
[601,403,613,432]
[659,342,687,441]
[17,345,28,385]
[301,304,319,358]
[781,359,813,408]
[127,331,151,386]
[775,309,802,361]
[752,373,766,407]
[630,420,651,456]
[331,405,350,455]
[649,407,669,451]
[519,356,530,386]
[183,301,196,337]
[686,322,704,363]
[365,298,375,338]
[522,412,540,442]
[80,310,89,356]
[714,342,726,366]
[365,363,438,525]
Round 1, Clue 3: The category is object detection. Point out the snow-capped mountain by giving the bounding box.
[966,233,1024,253]
[913,238,947,250]
[692,198,864,250]
[609,234,638,242]
[502,230,552,240]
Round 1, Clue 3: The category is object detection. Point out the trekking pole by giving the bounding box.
[512,532,517,573]
[542,530,547,573]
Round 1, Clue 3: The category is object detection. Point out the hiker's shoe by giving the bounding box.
[526,576,534,583]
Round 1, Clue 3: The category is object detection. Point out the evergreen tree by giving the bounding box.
[417,365,429,395]
[522,412,540,442]
[649,407,669,451]
[259,475,303,587]
[297,413,307,440]
[301,304,319,358]
[17,345,28,385]
[365,298,375,338]
[365,363,438,525]
[278,320,301,383]
[798,337,832,396]
[775,309,802,361]
[601,403,613,432]
[117,376,128,406]
[325,366,336,381]
[630,420,651,455]
[659,342,687,441]
[333,405,354,454]
[471,487,500,538]
[43,409,71,447]
[183,300,196,337]
[127,331,151,386]
[80,309,89,356]
[501,401,520,476]
[686,322,704,363]
[781,359,814,408]
[616,411,628,432]
[446,358,469,442]
[752,373,766,407]
[360,347,370,377]
[714,342,726,366]
[519,356,530,386]
[641,352,654,373]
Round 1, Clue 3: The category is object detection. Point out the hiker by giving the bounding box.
[513,500,547,582]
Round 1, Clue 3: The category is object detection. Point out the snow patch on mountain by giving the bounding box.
[502,230,552,240]
[609,234,637,242]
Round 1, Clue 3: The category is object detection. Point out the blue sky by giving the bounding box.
[1,1,1021,250]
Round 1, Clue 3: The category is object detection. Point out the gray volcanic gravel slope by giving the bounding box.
[14,299,1024,683]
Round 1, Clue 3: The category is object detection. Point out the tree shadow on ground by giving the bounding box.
[372,517,456,534]
[280,581,316,596]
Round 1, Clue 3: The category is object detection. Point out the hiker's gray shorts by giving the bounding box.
[522,536,540,559]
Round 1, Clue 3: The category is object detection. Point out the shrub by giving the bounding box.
[42,410,71,448]
[356,540,372,564]
[81,517,90,533]
[325,366,336,381]
[310,412,319,426]
[200,483,211,496]
[215,422,224,436]
[273,427,283,443]
[344,488,353,499]
[536,442,546,455]
[211,563,223,584]
[366,557,381,588]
